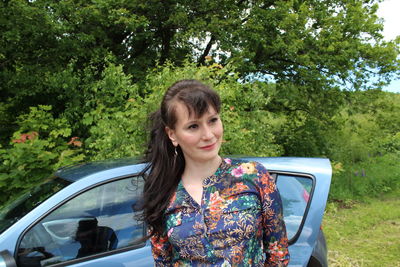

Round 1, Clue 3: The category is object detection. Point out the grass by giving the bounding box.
[323,192,400,267]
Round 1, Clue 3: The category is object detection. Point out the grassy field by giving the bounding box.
[323,192,400,267]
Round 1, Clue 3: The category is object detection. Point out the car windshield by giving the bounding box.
[0,177,71,234]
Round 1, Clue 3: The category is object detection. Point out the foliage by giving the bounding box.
[1,0,399,144]
[84,61,283,160]
[326,90,400,163]
[380,132,400,154]
[1,56,399,204]
[0,0,399,205]
[329,154,400,202]
[81,62,145,160]
[326,91,400,201]
[0,106,84,203]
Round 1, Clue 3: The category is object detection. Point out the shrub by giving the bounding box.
[0,106,84,203]
[328,153,400,202]
[84,61,284,160]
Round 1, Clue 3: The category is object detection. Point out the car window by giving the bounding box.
[0,177,70,235]
[17,176,144,267]
[276,174,312,242]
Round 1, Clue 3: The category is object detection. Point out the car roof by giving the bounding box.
[55,156,331,182]
[55,157,143,182]
[243,157,331,176]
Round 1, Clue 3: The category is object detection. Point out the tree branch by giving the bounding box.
[197,35,216,66]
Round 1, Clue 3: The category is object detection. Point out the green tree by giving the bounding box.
[1,0,399,156]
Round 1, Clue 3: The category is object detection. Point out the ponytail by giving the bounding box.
[141,110,184,236]
[140,79,220,237]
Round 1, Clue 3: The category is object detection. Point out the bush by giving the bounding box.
[2,60,398,205]
[0,106,84,203]
[84,61,284,160]
[328,153,400,202]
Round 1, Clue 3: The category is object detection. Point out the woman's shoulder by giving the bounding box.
[222,157,268,176]
[223,157,264,167]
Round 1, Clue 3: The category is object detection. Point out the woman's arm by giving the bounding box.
[150,233,173,266]
[256,163,290,267]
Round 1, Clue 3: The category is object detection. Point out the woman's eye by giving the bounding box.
[210,117,219,123]
[188,124,198,129]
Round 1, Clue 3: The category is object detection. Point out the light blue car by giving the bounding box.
[0,157,331,267]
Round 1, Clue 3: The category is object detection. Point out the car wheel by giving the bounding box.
[308,229,328,267]
[307,256,323,267]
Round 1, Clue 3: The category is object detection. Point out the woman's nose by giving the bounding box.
[202,125,214,140]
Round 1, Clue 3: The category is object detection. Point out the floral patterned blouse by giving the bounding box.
[151,158,290,266]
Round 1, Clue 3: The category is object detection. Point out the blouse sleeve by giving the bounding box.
[255,163,290,267]
[150,233,173,266]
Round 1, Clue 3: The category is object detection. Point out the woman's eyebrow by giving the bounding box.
[207,112,219,117]
[184,119,198,126]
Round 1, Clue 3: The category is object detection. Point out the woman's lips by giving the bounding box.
[200,143,216,150]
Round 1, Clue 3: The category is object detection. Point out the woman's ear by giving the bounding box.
[165,127,178,147]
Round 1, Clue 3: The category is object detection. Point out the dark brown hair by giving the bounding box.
[141,79,221,237]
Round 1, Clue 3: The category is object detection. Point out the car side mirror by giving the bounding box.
[0,250,17,267]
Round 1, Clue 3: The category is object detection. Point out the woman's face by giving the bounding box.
[166,101,223,165]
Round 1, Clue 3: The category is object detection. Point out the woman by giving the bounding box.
[142,80,289,266]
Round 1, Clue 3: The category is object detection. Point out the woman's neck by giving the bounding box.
[181,156,222,184]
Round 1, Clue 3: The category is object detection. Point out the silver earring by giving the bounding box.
[173,146,178,167]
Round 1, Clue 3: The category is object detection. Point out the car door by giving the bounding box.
[14,175,154,267]
[252,157,332,267]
